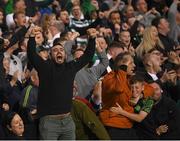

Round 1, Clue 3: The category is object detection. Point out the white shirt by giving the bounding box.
[148,72,158,81]
[106,53,112,73]
[4,52,23,82]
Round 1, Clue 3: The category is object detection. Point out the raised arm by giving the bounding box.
[89,38,109,78]
[90,51,109,78]
[72,28,97,72]
[168,0,178,27]
[27,27,48,71]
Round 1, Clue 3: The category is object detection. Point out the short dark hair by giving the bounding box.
[13,11,25,22]
[129,74,144,85]
[109,11,120,19]
[4,112,17,128]
[53,38,61,46]
[114,52,132,69]
[72,48,84,55]
[151,17,162,28]
[109,41,125,50]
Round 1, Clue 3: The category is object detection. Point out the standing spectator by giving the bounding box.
[19,69,39,139]
[135,0,161,26]
[147,0,170,15]
[58,10,70,32]
[168,0,180,45]
[0,8,8,33]
[27,26,97,140]
[152,17,176,53]
[105,41,125,74]
[47,20,65,47]
[6,0,28,30]
[135,26,164,66]
[99,52,136,139]
[118,30,131,49]
[74,36,109,98]
[108,11,121,39]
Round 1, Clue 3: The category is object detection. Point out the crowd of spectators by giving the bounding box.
[0,0,180,140]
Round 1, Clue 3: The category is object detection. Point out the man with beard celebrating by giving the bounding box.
[27,26,97,140]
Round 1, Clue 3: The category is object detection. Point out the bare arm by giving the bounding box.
[110,103,148,122]
[119,109,148,122]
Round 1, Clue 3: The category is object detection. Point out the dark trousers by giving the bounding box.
[106,126,138,140]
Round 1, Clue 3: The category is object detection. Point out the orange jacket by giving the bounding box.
[99,70,154,129]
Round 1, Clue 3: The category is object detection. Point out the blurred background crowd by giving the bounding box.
[0,0,180,140]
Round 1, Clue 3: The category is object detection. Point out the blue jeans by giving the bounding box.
[39,114,75,140]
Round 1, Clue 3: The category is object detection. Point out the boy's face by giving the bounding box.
[130,82,144,98]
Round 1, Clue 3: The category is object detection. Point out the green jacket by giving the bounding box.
[71,99,110,140]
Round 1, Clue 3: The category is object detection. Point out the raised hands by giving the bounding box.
[160,69,177,85]
[29,26,44,45]
[66,31,80,41]
[168,51,180,65]
[2,103,10,111]
[87,28,99,38]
